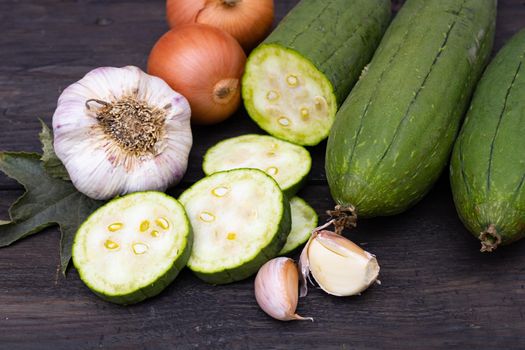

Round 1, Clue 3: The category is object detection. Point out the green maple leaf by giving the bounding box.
[0,125,103,274]
[39,119,70,181]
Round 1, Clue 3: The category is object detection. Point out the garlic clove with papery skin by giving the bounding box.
[254,257,313,322]
[300,230,380,297]
[52,66,192,200]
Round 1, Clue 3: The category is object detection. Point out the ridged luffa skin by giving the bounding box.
[450,29,525,252]
[261,0,391,105]
[242,0,391,146]
[326,0,496,218]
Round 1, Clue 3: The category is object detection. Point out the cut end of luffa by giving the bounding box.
[243,44,337,146]
[72,191,192,304]
[242,0,391,146]
[179,168,291,284]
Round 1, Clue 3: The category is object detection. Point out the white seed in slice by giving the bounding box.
[278,117,291,127]
[108,223,123,232]
[266,90,280,101]
[266,167,279,176]
[300,108,310,119]
[139,220,150,232]
[132,242,148,255]
[199,212,215,222]
[104,239,119,250]
[267,143,278,157]
[314,96,328,111]
[212,186,229,197]
[156,217,170,230]
[286,74,299,87]
[304,231,380,297]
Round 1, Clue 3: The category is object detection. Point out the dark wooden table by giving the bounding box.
[1,1,525,349]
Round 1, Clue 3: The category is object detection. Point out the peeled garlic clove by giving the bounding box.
[52,66,192,200]
[301,230,380,297]
[254,257,312,322]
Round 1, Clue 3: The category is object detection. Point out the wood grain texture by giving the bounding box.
[1,1,525,349]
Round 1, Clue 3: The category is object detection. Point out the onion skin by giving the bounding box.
[166,0,274,51]
[166,1,203,27]
[148,24,246,125]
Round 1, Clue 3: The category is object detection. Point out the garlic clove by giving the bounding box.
[53,66,192,200]
[254,257,313,322]
[301,230,380,297]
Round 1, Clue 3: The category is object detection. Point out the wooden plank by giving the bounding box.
[1,179,525,349]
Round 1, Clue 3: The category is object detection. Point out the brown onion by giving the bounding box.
[166,0,274,51]
[147,24,246,125]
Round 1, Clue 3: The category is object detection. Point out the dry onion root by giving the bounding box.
[166,0,274,51]
[148,24,246,125]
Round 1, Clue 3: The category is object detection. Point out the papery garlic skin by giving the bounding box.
[254,257,312,322]
[301,230,380,297]
[53,66,192,200]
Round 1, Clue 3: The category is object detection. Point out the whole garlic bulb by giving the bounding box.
[52,66,192,200]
